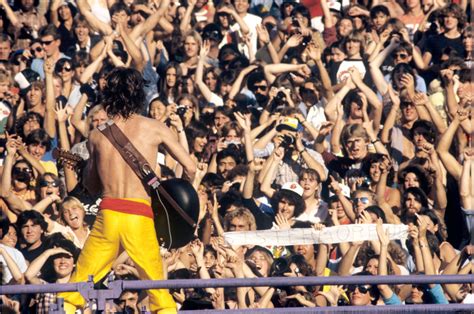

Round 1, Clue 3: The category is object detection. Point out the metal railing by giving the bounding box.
[1,274,473,313]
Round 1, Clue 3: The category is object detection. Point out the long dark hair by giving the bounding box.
[102,67,145,119]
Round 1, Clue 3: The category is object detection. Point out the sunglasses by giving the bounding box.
[13,167,33,173]
[31,46,43,54]
[59,66,72,72]
[41,39,55,46]
[348,285,371,294]
[217,12,230,18]
[394,53,408,59]
[133,10,150,18]
[252,85,268,92]
[401,101,415,108]
[352,197,370,204]
[39,180,60,188]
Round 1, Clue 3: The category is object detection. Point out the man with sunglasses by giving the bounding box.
[247,71,269,108]
[351,188,375,217]
[31,25,69,79]
[346,272,380,306]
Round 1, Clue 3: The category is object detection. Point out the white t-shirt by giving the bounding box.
[0,243,28,284]
[231,13,262,60]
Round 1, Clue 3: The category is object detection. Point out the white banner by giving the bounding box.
[224,224,408,246]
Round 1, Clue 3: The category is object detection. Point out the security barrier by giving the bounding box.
[1,274,474,313]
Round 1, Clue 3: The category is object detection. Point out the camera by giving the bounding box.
[176,105,187,117]
[292,17,299,27]
[280,135,295,150]
[275,91,285,102]
[271,258,290,277]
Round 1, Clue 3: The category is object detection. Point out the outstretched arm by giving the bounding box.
[228,65,258,100]
[157,123,196,181]
[459,151,474,210]
[131,0,170,40]
[376,220,400,302]
[43,58,56,138]
[77,0,113,35]
[195,41,215,102]
[381,86,400,144]
[349,67,382,131]
[436,110,464,180]
[376,156,401,224]
[0,247,24,284]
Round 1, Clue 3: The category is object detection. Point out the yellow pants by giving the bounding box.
[59,199,177,314]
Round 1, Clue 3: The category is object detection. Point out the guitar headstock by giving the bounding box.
[52,148,85,170]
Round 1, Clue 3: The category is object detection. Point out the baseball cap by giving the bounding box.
[14,69,41,95]
[281,182,304,197]
[276,117,303,132]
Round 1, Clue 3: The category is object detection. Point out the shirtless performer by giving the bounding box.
[59,67,196,314]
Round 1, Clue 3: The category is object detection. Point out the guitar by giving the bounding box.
[52,148,199,250]
[52,148,86,170]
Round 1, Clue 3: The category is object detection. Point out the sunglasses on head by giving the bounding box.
[348,285,371,294]
[39,180,60,188]
[352,197,370,204]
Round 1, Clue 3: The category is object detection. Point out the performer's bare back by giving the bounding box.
[84,114,195,199]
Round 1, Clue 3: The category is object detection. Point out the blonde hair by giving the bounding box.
[223,207,257,231]
[60,196,86,224]
[0,68,12,85]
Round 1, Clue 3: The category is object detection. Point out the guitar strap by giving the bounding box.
[97,120,197,228]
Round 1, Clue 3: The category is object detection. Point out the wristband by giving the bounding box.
[371,139,380,144]
[177,129,184,133]
[298,149,306,154]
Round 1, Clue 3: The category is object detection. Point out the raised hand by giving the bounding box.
[274,213,293,230]
[420,142,435,155]
[348,67,363,85]
[456,107,469,122]
[5,133,20,156]
[287,34,303,48]
[256,24,270,44]
[169,113,184,131]
[43,58,55,75]
[416,214,428,238]
[379,29,391,44]
[233,111,251,132]
[318,121,335,137]
[376,218,390,247]
[190,239,204,258]
[387,84,400,109]
[400,73,415,97]
[54,101,70,123]
[358,210,372,224]
[200,39,211,59]
[328,175,342,195]
[412,92,429,107]
[306,43,321,61]
[248,158,265,172]
[195,162,208,180]
[378,155,392,173]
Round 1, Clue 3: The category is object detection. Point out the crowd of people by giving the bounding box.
[0,0,472,311]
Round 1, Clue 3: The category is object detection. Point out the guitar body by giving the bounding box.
[152,178,200,250]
